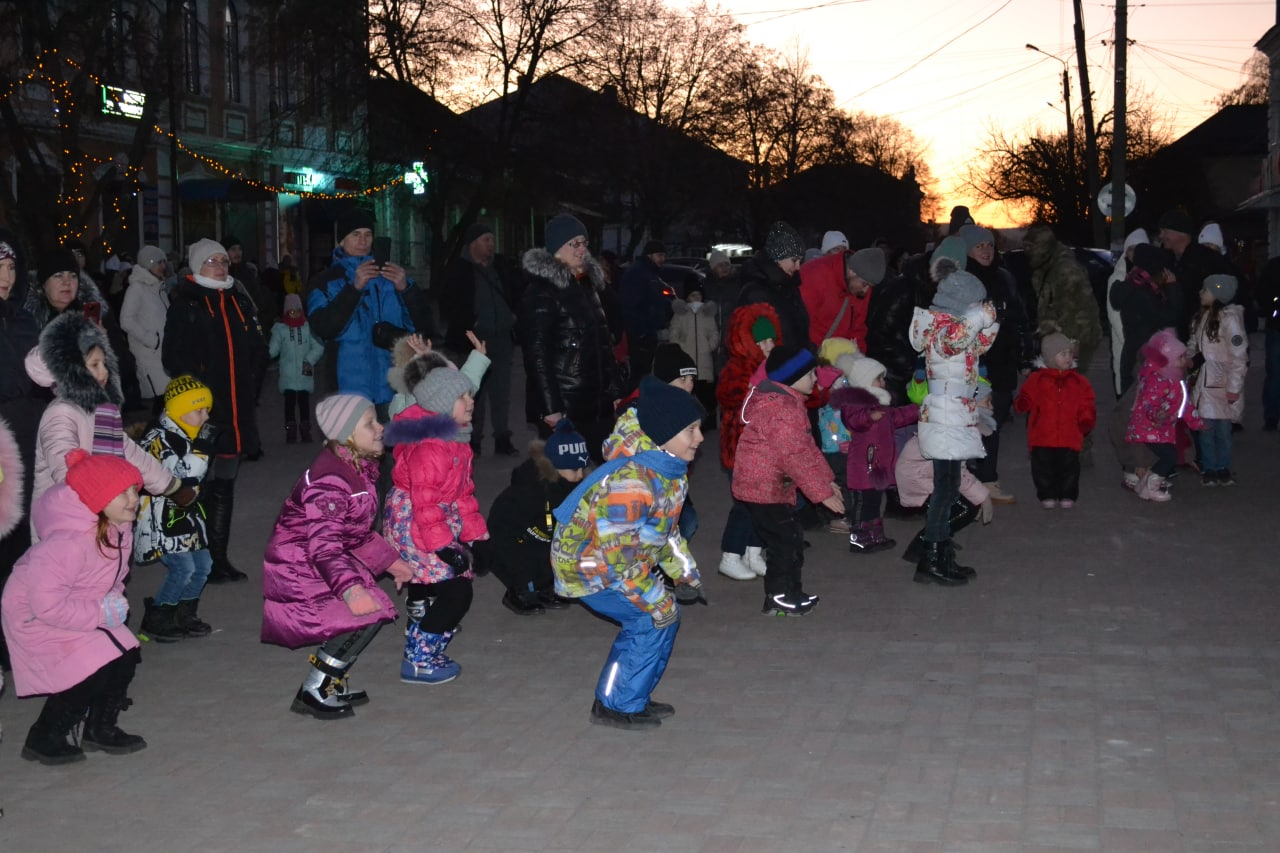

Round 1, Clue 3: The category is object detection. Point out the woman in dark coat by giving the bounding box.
[520,215,623,464]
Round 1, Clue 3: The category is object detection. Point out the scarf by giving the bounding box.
[92,403,125,456]
[192,272,234,290]
[1129,267,1162,296]
[553,449,688,525]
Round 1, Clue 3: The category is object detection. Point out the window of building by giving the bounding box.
[182,0,201,95]
[224,1,241,103]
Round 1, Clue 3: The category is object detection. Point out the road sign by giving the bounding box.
[1098,182,1136,217]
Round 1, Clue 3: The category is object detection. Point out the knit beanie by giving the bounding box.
[64,448,142,515]
[38,249,79,285]
[636,375,705,447]
[544,419,590,470]
[929,236,968,282]
[137,245,167,269]
[336,208,376,241]
[1040,333,1073,365]
[642,239,665,256]
[1132,243,1167,277]
[1204,273,1238,304]
[847,247,886,285]
[283,293,303,313]
[931,269,986,314]
[764,221,804,262]
[751,315,778,343]
[843,355,887,390]
[316,394,373,443]
[1157,208,1194,235]
[765,344,817,386]
[820,231,849,254]
[652,343,697,383]
[544,214,587,252]
[708,250,729,268]
[0,238,16,265]
[1198,223,1224,252]
[164,375,212,436]
[958,224,994,251]
[187,238,227,273]
[462,221,493,246]
[411,364,474,416]
[817,337,858,365]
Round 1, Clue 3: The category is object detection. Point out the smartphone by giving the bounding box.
[82,301,102,325]
[372,236,392,268]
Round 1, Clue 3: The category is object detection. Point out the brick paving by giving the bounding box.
[3,342,1280,851]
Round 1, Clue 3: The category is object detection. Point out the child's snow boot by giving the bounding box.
[21,698,87,765]
[848,522,873,554]
[1137,472,1172,502]
[175,599,212,638]
[291,651,355,719]
[744,546,768,576]
[400,622,460,685]
[717,552,755,580]
[912,540,968,586]
[82,691,147,754]
[866,518,896,552]
[140,597,185,643]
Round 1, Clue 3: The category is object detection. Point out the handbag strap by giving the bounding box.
[825,296,851,340]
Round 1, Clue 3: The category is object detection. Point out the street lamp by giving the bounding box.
[1026,44,1076,172]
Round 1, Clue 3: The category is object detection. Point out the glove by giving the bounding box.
[979,497,994,525]
[100,593,129,628]
[342,586,381,616]
[436,543,474,575]
[674,583,707,606]
[171,485,198,507]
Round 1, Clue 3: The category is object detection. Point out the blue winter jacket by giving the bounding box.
[306,248,416,404]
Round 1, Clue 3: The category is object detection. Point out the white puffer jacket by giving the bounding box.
[909,304,999,461]
[119,265,171,397]
[1188,304,1247,422]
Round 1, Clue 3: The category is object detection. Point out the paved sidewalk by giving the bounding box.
[3,342,1280,851]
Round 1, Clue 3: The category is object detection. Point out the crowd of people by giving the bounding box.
[0,201,1277,759]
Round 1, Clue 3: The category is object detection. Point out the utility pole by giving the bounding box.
[1026,45,1075,177]
[1073,0,1104,246]
[1109,0,1129,250]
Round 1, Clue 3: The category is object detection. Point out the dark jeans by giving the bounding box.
[1146,442,1177,477]
[745,502,805,597]
[970,388,1011,483]
[406,577,474,634]
[720,496,763,554]
[924,460,962,542]
[283,389,312,425]
[1030,446,1081,501]
[473,333,514,442]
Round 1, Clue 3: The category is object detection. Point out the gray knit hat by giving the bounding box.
[847,248,886,285]
[412,365,475,416]
[958,224,994,251]
[1204,274,1238,305]
[931,270,987,315]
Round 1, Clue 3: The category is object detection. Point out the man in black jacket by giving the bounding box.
[736,222,810,352]
[440,222,518,456]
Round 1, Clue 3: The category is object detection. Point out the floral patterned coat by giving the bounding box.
[908,304,998,461]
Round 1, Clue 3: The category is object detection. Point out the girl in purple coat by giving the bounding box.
[1,450,146,765]
[261,394,413,720]
[833,356,918,554]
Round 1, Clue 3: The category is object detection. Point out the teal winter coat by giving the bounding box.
[269,321,326,393]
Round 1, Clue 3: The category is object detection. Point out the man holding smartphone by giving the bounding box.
[307,209,430,414]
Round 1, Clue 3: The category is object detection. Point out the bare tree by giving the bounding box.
[1214,50,1268,108]
[368,0,468,96]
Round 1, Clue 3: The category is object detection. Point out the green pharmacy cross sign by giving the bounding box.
[404,161,428,195]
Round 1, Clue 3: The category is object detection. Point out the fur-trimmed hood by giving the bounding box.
[382,406,459,447]
[510,440,562,486]
[387,349,451,397]
[0,411,23,539]
[521,247,607,293]
[36,310,122,412]
[24,272,107,331]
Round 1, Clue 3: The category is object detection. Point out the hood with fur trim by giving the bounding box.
[387,349,451,397]
[382,406,459,447]
[37,310,122,412]
[24,272,107,331]
[521,247,607,293]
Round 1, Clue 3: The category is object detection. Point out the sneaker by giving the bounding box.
[1058,499,1075,509]
[1122,471,1141,491]
[1041,499,1058,509]
[762,592,817,616]
[827,517,852,534]
[1202,471,1219,487]
[985,481,1016,505]
[1217,469,1236,486]
[718,552,756,581]
[590,699,661,729]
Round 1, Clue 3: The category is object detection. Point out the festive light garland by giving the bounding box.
[4,49,408,248]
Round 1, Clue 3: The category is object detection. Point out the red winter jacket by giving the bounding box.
[800,251,870,349]
[716,302,782,470]
[732,380,834,506]
[1013,368,1097,451]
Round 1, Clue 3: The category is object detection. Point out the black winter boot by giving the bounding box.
[285,421,299,444]
[204,479,248,583]
[291,651,355,719]
[912,541,968,586]
[299,420,314,443]
[943,541,976,579]
[83,692,147,754]
[901,531,926,564]
[22,698,87,765]
[176,599,212,637]
[140,597,185,643]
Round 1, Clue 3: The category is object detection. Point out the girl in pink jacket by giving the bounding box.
[1,450,146,765]
[1125,328,1203,502]
[383,352,489,684]
[261,394,413,720]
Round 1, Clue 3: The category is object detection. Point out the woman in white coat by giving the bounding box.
[119,246,171,407]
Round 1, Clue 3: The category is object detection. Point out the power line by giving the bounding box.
[841,0,1015,104]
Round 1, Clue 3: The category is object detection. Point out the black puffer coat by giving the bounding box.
[162,277,268,456]
[520,249,622,424]
[967,257,1032,392]
[865,273,919,404]
[736,254,810,353]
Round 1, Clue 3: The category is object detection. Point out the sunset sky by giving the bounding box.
[714,0,1276,227]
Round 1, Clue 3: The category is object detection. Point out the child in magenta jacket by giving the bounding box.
[733,345,845,616]
[383,352,489,685]
[262,394,413,720]
[1014,333,1096,508]
[1125,328,1202,502]
[834,355,919,554]
[1,450,146,765]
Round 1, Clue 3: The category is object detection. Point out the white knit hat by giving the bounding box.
[820,230,849,254]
